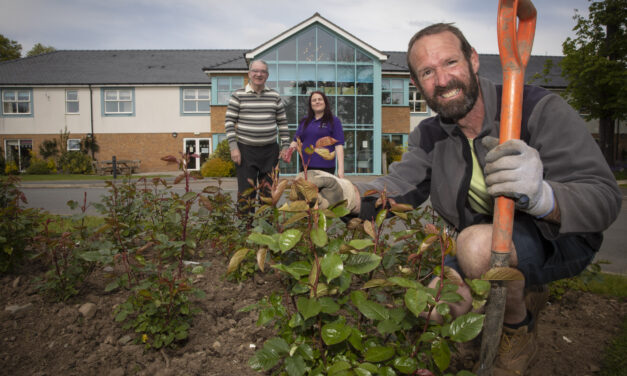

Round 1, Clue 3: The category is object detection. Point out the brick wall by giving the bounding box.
[382,107,410,134]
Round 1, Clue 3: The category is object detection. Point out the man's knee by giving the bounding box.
[456,224,494,279]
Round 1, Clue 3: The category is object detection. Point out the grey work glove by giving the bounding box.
[305,170,360,214]
[482,136,555,218]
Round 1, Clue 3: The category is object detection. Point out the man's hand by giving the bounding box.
[482,137,554,218]
[306,170,360,214]
[230,148,241,166]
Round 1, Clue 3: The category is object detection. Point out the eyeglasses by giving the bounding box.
[250,69,268,75]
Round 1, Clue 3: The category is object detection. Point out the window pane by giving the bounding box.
[391,79,403,90]
[338,66,355,95]
[317,29,335,62]
[17,91,30,101]
[278,64,297,95]
[337,39,354,62]
[66,90,78,100]
[183,89,196,99]
[298,95,308,122]
[197,89,210,99]
[218,92,230,104]
[298,64,315,95]
[120,101,132,113]
[356,130,373,173]
[356,66,373,95]
[356,50,372,63]
[344,131,355,174]
[17,102,30,113]
[337,96,355,124]
[3,91,15,101]
[356,97,373,124]
[119,90,132,100]
[184,101,196,112]
[67,139,81,151]
[105,102,117,113]
[259,49,276,62]
[282,96,297,124]
[317,65,336,95]
[198,101,211,112]
[67,101,79,113]
[278,39,296,61]
[105,91,117,100]
[298,28,316,62]
[4,102,16,113]
[382,92,391,105]
[217,78,230,90]
[391,92,403,105]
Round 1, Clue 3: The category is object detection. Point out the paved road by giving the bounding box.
[19,176,626,275]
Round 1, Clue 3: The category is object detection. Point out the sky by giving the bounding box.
[0,0,592,57]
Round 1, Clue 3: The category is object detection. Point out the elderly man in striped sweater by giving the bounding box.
[225,60,290,214]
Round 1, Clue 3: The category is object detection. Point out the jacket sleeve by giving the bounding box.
[528,93,622,237]
[356,124,433,220]
[224,92,240,151]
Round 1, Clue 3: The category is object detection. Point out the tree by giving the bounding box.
[560,0,627,166]
[27,43,56,57]
[0,34,22,61]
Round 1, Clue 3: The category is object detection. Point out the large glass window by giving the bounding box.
[4,139,32,171]
[66,90,79,114]
[182,88,210,114]
[382,78,404,105]
[2,89,32,115]
[261,25,376,174]
[214,77,244,105]
[103,88,133,115]
[409,85,428,113]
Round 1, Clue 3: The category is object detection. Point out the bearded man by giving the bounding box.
[304,23,621,375]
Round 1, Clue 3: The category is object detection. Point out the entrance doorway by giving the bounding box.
[183,138,211,171]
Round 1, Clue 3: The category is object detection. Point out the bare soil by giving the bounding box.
[1,255,625,376]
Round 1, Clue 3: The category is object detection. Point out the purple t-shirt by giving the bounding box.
[294,115,344,169]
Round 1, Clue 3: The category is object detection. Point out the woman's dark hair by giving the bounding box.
[301,91,333,129]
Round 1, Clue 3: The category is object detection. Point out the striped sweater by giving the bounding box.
[224,84,289,150]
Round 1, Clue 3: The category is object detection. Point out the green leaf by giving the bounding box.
[248,233,277,248]
[354,299,390,321]
[280,229,303,252]
[296,296,322,320]
[80,251,103,262]
[327,360,352,375]
[377,319,401,334]
[344,252,381,274]
[348,328,365,351]
[273,261,312,279]
[349,238,375,250]
[104,280,119,292]
[405,288,428,318]
[362,278,394,289]
[319,297,341,314]
[191,265,204,274]
[285,355,306,376]
[392,356,418,374]
[388,276,421,289]
[318,212,328,231]
[378,366,397,376]
[431,338,451,371]
[363,346,395,362]
[449,312,485,343]
[321,318,352,345]
[331,205,351,217]
[375,209,388,227]
[311,227,328,248]
[227,248,250,274]
[289,312,304,328]
[321,253,343,282]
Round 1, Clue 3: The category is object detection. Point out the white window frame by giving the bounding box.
[409,85,428,114]
[67,138,81,151]
[65,90,79,114]
[103,88,133,115]
[182,88,211,114]
[2,89,32,115]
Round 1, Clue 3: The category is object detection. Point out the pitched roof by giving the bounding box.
[0,49,565,88]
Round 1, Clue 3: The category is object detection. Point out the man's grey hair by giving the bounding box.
[249,59,268,71]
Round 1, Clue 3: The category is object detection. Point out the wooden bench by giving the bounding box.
[93,159,141,175]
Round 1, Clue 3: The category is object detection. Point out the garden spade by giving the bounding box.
[476,0,537,374]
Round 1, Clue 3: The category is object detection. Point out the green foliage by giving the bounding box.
[25,152,55,175]
[0,34,21,61]
[230,175,488,375]
[600,316,627,375]
[201,158,235,177]
[58,151,93,174]
[4,160,19,175]
[27,43,56,57]
[212,139,232,162]
[382,139,403,170]
[0,146,6,176]
[39,139,59,159]
[0,176,42,273]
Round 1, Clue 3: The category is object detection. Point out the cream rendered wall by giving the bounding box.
[0,87,92,135]
[91,86,211,134]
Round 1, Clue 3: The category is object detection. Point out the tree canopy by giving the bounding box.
[560,0,627,165]
[0,34,22,61]
[27,43,56,57]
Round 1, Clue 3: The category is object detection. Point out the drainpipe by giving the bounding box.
[89,84,95,160]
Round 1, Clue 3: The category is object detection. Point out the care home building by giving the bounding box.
[0,13,567,174]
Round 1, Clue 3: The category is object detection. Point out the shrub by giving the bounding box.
[382,139,403,169]
[211,139,232,162]
[58,151,93,174]
[0,147,5,176]
[26,152,55,175]
[4,160,19,175]
[201,158,235,177]
[39,139,59,159]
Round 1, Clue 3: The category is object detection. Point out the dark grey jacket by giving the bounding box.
[357,77,621,238]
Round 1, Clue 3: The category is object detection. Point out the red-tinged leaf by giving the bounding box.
[272,180,288,204]
[257,248,267,272]
[315,136,339,148]
[424,223,438,234]
[260,195,273,205]
[346,217,363,230]
[304,146,314,155]
[189,153,199,159]
[390,203,414,212]
[203,186,220,194]
[173,174,185,185]
[227,248,251,274]
[314,148,336,160]
[363,220,376,239]
[363,189,379,196]
[161,155,178,163]
[442,266,464,285]
[419,234,438,253]
[481,267,524,281]
[198,195,213,210]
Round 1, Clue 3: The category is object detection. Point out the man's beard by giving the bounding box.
[422,69,479,122]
